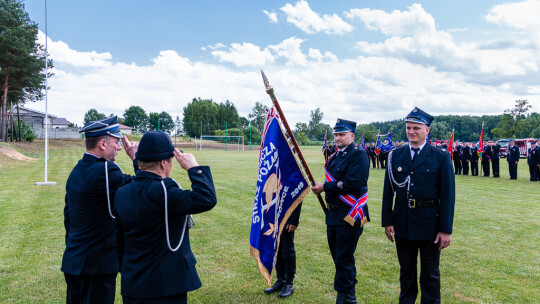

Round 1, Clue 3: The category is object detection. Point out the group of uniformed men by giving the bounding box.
[64,107,455,304]
[450,139,540,181]
[63,117,217,304]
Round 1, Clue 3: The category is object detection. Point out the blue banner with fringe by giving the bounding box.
[250,111,309,285]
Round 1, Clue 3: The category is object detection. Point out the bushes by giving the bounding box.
[7,119,36,142]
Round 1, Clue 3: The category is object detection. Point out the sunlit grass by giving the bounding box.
[0,141,538,303]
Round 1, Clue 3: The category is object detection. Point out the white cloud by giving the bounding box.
[209,37,311,67]
[31,20,539,130]
[211,43,274,67]
[346,3,435,36]
[280,0,353,35]
[347,3,540,81]
[268,37,308,66]
[263,10,278,23]
[38,32,112,68]
[308,48,338,62]
[207,43,226,50]
[486,0,540,34]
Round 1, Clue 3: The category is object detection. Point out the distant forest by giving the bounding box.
[359,112,539,143]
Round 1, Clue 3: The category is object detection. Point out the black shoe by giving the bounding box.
[264,280,285,294]
[278,283,294,298]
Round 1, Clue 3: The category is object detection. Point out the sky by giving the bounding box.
[23,0,540,128]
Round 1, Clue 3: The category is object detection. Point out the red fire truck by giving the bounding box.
[497,139,537,158]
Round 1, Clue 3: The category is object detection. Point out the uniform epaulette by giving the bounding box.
[394,145,407,152]
[432,147,448,155]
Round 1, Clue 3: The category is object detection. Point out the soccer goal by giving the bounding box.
[199,136,245,151]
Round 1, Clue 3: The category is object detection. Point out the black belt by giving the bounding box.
[398,198,439,209]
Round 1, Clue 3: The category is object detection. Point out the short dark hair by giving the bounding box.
[138,157,173,171]
[85,135,109,150]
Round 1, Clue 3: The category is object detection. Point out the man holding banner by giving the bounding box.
[312,118,370,304]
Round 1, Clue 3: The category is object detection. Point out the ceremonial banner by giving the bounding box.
[322,132,327,151]
[379,132,394,153]
[250,109,310,285]
[374,134,381,155]
[448,130,455,158]
[426,131,431,144]
[477,125,484,158]
[360,134,365,150]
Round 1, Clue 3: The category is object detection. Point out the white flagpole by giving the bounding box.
[36,0,56,186]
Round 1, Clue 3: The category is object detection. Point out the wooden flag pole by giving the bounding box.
[261,70,327,214]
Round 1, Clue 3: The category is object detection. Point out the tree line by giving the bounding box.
[0,0,52,142]
[84,99,537,147]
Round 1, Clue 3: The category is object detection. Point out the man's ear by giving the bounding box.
[98,138,108,151]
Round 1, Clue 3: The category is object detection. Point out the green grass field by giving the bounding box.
[0,140,539,303]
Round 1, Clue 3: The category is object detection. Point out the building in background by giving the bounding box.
[8,106,81,139]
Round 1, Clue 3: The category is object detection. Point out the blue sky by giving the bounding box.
[23,0,540,127]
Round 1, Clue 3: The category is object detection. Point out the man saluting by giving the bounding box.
[63,116,139,304]
[381,107,455,304]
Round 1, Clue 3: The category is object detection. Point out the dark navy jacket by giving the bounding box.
[491,144,501,160]
[381,144,455,240]
[114,167,217,298]
[62,153,137,275]
[507,145,520,163]
[324,143,370,226]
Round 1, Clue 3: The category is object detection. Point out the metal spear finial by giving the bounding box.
[260,69,273,92]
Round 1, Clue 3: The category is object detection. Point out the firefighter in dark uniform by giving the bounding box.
[62,116,139,304]
[381,107,455,304]
[535,140,540,181]
[471,143,479,176]
[528,142,538,181]
[369,143,377,169]
[507,140,520,180]
[461,143,471,175]
[264,203,302,298]
[311,118,370,304]
[482,142,491,177]
[491,141,501,177]
[381,150,388,168]
[452,142,461,174]
[114,131,217,304]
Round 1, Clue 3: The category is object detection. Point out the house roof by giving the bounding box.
[9,105,57,118]
[52,118,70,125]
[119,123,133,130]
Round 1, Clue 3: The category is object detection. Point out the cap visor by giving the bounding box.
[108,131,123,139]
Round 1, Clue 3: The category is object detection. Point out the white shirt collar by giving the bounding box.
[85,152,100,159]
[409,141,427,152]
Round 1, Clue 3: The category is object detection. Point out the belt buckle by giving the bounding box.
[408,199,416,209]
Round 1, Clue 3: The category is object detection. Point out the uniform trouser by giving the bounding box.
[327,224,363,292]
[371,157,376,168]
[123,293,187,304]
[395,238,441,304]
[492,159,500,177]
[471,161,478,176]
[536,166,540,181]
[481,161,490,176]
[64,273,116,304]
[381,156,387,168]
[462,161,469,175]
[453,160,461,174]
[508,162,518,179]
[376,155,381,168]
[529,164,537,181]
[275,228,297,283]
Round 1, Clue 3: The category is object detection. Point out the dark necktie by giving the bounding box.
[412,147,420,161]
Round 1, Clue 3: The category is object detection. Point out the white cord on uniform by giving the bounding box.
[161,180,188,252]
[105,162,115,219]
